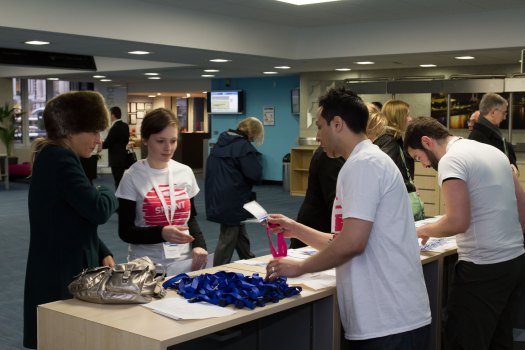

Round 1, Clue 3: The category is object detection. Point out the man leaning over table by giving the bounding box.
[404,116,525,350]
[266,88,431,350]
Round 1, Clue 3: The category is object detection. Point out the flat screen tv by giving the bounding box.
[291,87,300,115]
[206,90,245,114]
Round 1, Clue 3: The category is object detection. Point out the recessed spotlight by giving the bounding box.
[355,61,375,65]
[148,95,156,98]
[186,93,191,98]
[263,71,278,75]
[144,72,159,76]
[455,56,475,60]
[201,74,215,78]
[93,75,106,79]
[276,0,341,5]
[128,51,150,55]
[100,79,112,82]
[147,77,161,80]
[274,66,291,69]
[335,68,351,71]
[420,64,437,67]
[209,59,231,63]
[203,69,219,72]
[24,40,50,45]
[47,78,59,81]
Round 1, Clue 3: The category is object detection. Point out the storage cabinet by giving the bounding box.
[290,147,316,196]
[413,162,443,217]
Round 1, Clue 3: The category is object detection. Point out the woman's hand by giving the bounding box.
[267,214,298,238]
[190,247,208,271]
[162,226,195,244]
[266,258,303,281]
[101,255,115,267]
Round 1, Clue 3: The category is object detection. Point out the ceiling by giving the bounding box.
[1,0,525,89]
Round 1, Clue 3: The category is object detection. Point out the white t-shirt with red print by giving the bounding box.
[116,159,199,271]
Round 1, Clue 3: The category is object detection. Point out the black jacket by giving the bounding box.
[374,133,416,193]
[103,119,130,167]
[24,146,118,349]
[205,130,262,225]
[468,122,518,168]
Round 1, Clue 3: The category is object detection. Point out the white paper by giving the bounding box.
[287,269,336,290]
[287,247,318,260]
[143,297,236,320]
[242,201,269,222]
[234,259,267,267]
[419,236,457,252]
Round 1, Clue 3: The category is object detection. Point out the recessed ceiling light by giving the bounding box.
[93,75,106,79]
[186,93,191,98]
[263,71,278,74]
[455,56,475,60]
[209,59,231,63]
[204,69,219,72]
[144,72,159,76]
[100,79,112,82]
[128,51,150,55]
[201,74,215,77]
[148,95,156,98]
[274,66,291,69]
[335,68,351,71]
[148,77,161,80]
[355,61,375,65]
[276,0,341,5]
[420,64,437,67]
[47,78,59,81]
[24,40,50,45]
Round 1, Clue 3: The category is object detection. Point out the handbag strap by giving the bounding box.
[162,271,302,309]
[398,146,415,186]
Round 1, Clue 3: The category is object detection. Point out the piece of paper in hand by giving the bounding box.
[243,201,269,222]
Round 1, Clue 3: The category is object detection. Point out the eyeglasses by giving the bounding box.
[494,108,508,116]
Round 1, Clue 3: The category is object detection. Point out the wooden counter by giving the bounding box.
[38,248,457,350]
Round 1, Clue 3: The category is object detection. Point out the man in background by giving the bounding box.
[467,110,479,130]
[102,106,129,189]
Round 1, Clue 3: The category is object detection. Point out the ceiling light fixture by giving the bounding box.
[148,95,156,98]
[276,0,341,5]
[263,71,278,75]
[419,64,437,67]
[24,40,50,45]
[274,66,291,69]
[100,79,112,82]
[144,72,159,76]
[209,59,231,63]
[128,51,150,55]
[93,75,106,78]
[335,68,351,71]
[201,74,215,77]
[186,93,191,98]
[355,61,375,65]
[455,56,475,60]
[148,77,161,80]
[47,78,59,81]
[204,69,219,72]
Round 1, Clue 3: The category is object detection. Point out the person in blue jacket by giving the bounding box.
[205,117,264,266]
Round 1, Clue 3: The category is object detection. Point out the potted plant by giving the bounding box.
[0,103,17,157]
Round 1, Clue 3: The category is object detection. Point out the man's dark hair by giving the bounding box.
[404,116,452,151]
[318,88,368,133]
[110,106,122,119]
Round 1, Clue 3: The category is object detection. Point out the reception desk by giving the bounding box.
[38,249,457,350]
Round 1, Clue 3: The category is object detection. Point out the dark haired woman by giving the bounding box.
[24,91,118,349]
[116,108,208,276]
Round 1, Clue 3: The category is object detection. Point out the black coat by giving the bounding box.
[374,133,416,193]
[468,122,518,168]
[205,131,262,225]
[23,145,118,349]
[103,119,130,167]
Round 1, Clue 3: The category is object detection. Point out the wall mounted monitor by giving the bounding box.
[291,87,300,115]
[206,90,245,114]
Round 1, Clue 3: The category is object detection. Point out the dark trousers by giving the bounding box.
[342,324,430,350]
[445,253,525,350]
[111,166,126,190]
[213,224,255,266]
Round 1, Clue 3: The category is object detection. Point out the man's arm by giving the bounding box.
[513,173,525,232]
[417,178,470,242]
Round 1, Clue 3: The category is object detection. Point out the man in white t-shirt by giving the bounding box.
[404,116,525,349]
[266,88,431,349]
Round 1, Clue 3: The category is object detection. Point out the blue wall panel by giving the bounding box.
[210,76,300,181]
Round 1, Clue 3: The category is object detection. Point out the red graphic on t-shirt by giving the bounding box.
[333,196,343,233]
[143,184,190,226]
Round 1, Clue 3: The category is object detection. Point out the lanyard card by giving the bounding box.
[242,201,287,258]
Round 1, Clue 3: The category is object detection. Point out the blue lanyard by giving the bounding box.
[163,271,302,309]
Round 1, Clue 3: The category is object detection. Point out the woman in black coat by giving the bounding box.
[23,91,118,349]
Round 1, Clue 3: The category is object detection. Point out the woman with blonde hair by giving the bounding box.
[205,117,264,266]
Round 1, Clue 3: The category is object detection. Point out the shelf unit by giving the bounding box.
[290,146,316,196]
[413,162,443,217]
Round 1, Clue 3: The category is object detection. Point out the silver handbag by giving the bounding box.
[68,256,166,304]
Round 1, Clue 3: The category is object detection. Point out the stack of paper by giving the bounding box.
[143,298,236,320]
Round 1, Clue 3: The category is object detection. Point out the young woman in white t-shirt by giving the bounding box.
[115,108,208,275]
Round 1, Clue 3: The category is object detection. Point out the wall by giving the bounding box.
[211,76,300,181]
